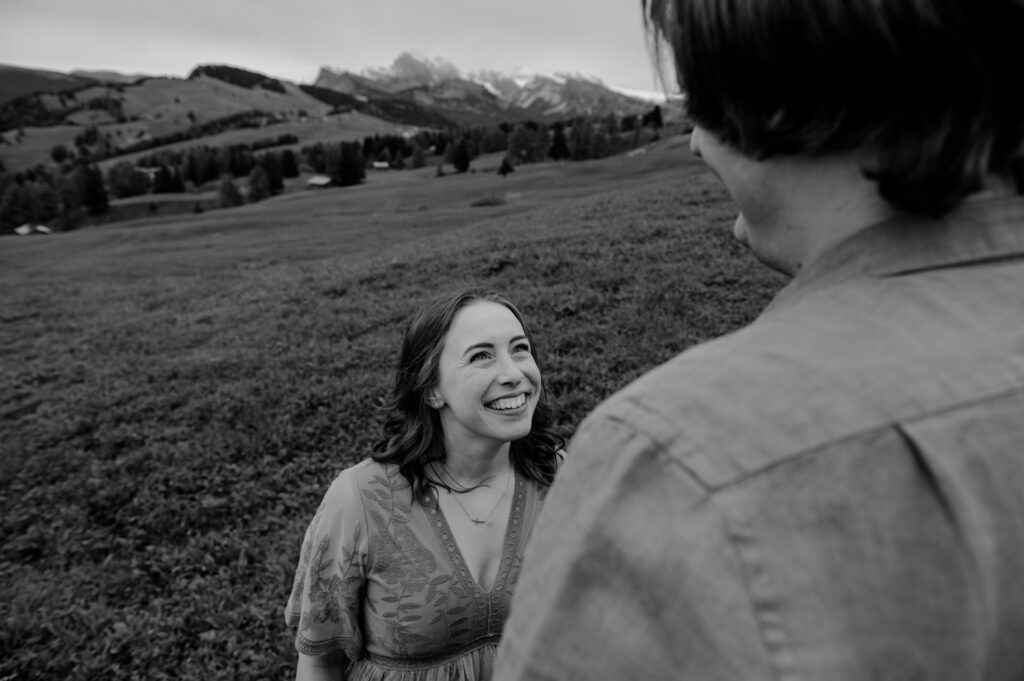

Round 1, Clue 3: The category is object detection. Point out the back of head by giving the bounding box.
[643,0,1024,217]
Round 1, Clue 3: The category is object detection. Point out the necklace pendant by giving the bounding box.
[471,518,486,525]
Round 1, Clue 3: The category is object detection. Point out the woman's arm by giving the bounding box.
[295,650,348,681]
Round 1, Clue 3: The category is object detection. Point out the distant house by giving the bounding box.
[371,161,390,170]
[306,175,333,188]
[14,224,51,236]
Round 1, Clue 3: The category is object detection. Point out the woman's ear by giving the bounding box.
[427,390,444,409]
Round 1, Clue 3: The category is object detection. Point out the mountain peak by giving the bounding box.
[361,51,462,86]
[313,53,661,123]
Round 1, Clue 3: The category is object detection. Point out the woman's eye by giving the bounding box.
[469,351,491,362]
[512,342,531,354]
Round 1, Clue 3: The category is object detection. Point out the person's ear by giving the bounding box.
[427,390,444,409]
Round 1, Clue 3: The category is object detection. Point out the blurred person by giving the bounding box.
[494,1,1024,679]
[286,288,564,681]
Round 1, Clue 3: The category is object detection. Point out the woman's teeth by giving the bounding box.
[487,394,527,411]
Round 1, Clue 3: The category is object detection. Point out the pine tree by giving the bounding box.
[248,165,271,203]
[0,182,36,232]
[452,138,471,173]
[498,156,515,177]
[77,163,109,215]
[29,182,60,224]
[107,161,149,198]
[411,144,427,169]
[589,129,611,159]
[55,175,82,231]
[335,142,365,187]
[152,164,174,193]
[280,149,300,178]
[569,119,592,161]
[218,175,243,208]
[550,124,569,161]
[260,153,284,195]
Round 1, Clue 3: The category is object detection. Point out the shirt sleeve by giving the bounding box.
[284,469,369,661]
[494,412,774,681]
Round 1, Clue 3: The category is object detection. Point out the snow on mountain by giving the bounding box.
[317,52,656,123]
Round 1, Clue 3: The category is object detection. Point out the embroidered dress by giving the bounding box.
[285,458,545,681]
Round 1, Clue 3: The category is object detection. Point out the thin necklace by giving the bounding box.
[446,467,513,526]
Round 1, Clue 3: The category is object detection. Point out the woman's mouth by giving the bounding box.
[486,393,528,411]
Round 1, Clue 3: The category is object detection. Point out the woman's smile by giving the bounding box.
[485,393,529,412]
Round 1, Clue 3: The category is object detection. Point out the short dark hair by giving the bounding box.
[643,0,1024,217]
[372,287,564,501]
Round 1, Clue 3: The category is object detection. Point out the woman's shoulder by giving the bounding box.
[323,459,410,506]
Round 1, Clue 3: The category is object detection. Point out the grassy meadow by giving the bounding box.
[0,136,785,680]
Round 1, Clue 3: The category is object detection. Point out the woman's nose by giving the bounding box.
[496,356,525,384]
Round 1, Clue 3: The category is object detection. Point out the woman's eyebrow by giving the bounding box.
[462,342,495,356]
[462,335,529,355]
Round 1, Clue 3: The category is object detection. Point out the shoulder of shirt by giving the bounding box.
[322,459,405,510]
[574,294,944,489]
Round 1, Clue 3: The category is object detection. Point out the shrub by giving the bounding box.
[470,193,506,207]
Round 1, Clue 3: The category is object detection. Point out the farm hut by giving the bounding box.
[306,175,333,188]
[14,224,51,236]
[371,161,390,170]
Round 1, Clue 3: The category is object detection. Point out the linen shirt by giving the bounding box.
[494,195,1024,681]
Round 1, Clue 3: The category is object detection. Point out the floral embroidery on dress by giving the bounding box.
[285,460,546,679]
[300,532,364,630]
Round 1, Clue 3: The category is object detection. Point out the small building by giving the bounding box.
[14,224,51,236]
[371,161,391,170]
[306,175,333,188]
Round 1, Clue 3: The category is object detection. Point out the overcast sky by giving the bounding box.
[0,0,672,95]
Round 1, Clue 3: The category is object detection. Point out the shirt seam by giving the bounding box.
[590,417,781,679]
[607,382,1024,492]
[735,383,1024,486]
[347,464,372,572]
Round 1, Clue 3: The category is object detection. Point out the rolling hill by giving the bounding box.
[0,63,96,106]
[0,138,779,681]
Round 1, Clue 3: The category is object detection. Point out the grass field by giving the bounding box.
[0,136,785,680]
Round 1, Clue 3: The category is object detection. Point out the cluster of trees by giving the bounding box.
[188,65,287,94]
[37,111,293,174]
[0,160,109,233]
[106,139,302,199]
[301,141,366,186]
[95,110,285,161]
[435,107,665,173]
[0,102,668,233]
[0,86,99,130]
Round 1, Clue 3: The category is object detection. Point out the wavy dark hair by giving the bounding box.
[372,287,564,502]
[642,0,1024,217]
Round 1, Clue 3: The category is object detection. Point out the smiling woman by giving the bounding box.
[284,287,564,681]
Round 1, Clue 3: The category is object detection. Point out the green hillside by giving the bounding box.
[0,63,94,106]
[0,139,785,680]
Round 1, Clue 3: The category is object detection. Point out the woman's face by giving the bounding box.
[431,301,541,455]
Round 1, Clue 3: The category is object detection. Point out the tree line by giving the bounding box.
[0,106,666,234]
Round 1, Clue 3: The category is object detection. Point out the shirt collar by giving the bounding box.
[764,193,1024,314]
